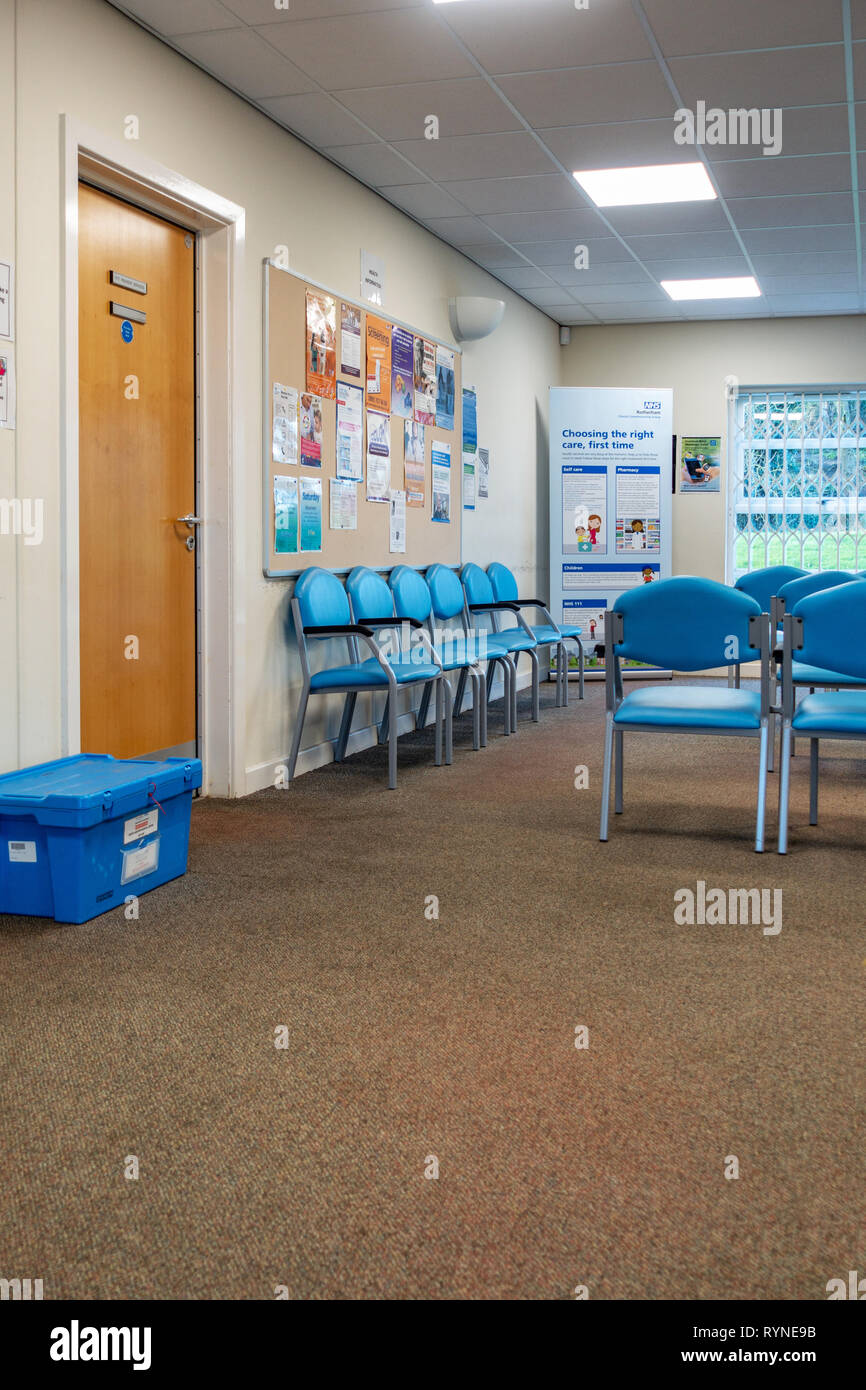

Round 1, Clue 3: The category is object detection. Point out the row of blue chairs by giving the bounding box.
[599,573,866,853]
[288,563,585,788]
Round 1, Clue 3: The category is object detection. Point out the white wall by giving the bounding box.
[4,0,560,789]
[560,316,866,583]
[0,0,16,775]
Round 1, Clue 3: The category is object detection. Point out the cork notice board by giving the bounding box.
[262,260,463,577]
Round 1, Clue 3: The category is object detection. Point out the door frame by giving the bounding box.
[61,116,245,795]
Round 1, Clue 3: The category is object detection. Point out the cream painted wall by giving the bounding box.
[0,0,17,774]
[560,316,866,583]
[6,0,560,788]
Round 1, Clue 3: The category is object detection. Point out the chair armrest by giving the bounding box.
[517,598,549,608]
[361,615,423,629]
[304,623,374,638]
[468,600,520,613]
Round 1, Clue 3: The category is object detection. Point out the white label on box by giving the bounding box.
[121,837,159,884]
[124,808,159,845]
[8,840,36,863]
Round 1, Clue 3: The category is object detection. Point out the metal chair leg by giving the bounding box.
[388,688,398,789]
[530,650,539,722]
[470,670,481,750]
[614,729,623,814]
[434,678,443,767]
[335,692,357,763]
[777,723,792,854]
[755,721,769,853]
[287,685,310,781]
[453,666,468,719]
[577,639,584,700]
[416,682,432,733]
[379,695,390,746]
[443,677,453,765]
[810,738,819,825]
[600,714,614,841]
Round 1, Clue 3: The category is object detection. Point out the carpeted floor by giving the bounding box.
[1,677,864,1301]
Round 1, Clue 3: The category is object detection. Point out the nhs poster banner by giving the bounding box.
[549,386,673,675]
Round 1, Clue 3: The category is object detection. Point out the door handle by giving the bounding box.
[176,514,201,528]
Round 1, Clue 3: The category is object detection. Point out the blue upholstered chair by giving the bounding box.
[487,561,584,706]
[778,581,866,853]
[600,577,772,851]
[729,566,807,691]
[777,571,866,701]
[288,567,449,790]
[461,562,539,730]
[426,563,516,735]
[389,564,486,750]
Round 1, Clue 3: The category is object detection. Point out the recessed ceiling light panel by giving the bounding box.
[661,277,761,300]
[573,163,716,208]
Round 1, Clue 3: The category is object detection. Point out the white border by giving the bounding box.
[60,116,245,796]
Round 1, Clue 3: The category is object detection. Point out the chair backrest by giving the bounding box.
[613,576,762,670]
[734,564,807,611]
[294,566,351,631]
[426,563,466,621]
[345,566,394,622]
[461,562,496,609]
[793,581,866,679]
[389,565,432,623]
[777,570,855,609]
[487,562,518,603]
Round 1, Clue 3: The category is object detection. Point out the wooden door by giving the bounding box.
[78,183,196,760]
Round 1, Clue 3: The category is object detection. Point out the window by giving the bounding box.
[727,387,866,582]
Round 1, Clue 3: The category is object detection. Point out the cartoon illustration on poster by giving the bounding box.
[366,314,391,415]
[615,465,661,553]
[299,392,323,467]
[562,464,606,554]
[414,336,435,425]
[391,325,414,419]
[305,290,336,400]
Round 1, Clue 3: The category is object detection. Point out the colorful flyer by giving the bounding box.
[431,440,451,523]
[272,382,298,467]
[366,314,391,415]
[680,435,721,492]
[391,325,414,419]
[414,336,436,425]
[477,446,489,499]
[389,489,407,554]
[404,419,425,507]
[299,476,323,552]
[462,385,477,454]
[299,392,323,467]
[305,290,336,400]
[340,301,362,378]
[562,464,606,555]
[435,345,455,431]
[463,454,475,510]
[615,465,661,553]
[336,380,364,481]
[366,410,391,502]
[329,477,357,531]
[274,475,298,555]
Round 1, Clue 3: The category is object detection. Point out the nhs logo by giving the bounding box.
[643,400,661,411]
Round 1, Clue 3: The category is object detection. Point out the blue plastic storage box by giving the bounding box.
[0,754,202,924]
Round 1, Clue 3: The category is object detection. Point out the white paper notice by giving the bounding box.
[477,446,489,499]
[366,411,391,502]
[272,383,298,467]
[336,380,364,480]
[389,489,407,554]
[0,261,13,340]
[329,477,358,531]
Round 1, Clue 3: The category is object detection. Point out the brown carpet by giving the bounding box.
[1,678,864,1301]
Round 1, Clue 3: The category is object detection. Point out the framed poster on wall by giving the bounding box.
[549,387,674,678]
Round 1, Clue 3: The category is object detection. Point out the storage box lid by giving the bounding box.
[0,754,202,824]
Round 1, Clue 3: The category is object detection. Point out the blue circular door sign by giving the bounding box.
[121,320,134,343]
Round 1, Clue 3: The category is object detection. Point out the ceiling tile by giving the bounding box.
[760,273,861,295]
[480,209,607,242]
[336,78,520,141]
[224,0,410,19]
[636,256,751,281]
[256,11,476,90]
[380,183,468,220]
[708,105,851,161]
[852,3,866,40]
[259,92,373,147]
[853,41,866,99]
[727,192,855,228]
[767,292,862,313]
[520,286,584,307]
[711,153,852,199]
[392,132,556,181]
[590,302,685,320]
[740,224,857,254]
[322,142,426,186]
[550,261,657,287]
[669,47,846,112]
[441,174,586,216]
[623,229,743,259]
[115,0,239,33]
[458,244,532,270]
[574,282,669,304]
[422,216,505,248]
[495,266,562,290]
[175,27,316,98]
[498,63,676,129]
[440,0,653,73]
[642,0,839,55]
[541,118,694,171]
[516,237,634,266]
[602,201,731,235]
[539,304,600,323]
[749,249,858,276]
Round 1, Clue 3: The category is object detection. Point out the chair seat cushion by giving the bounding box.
[531,624,565,645]
[310,658,440,691]
[558,623,582,639]
[792,690,866,735]
[490,627,536,653]
[792,662,866,688]
[613,685,761,730]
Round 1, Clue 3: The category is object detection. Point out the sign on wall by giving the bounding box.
[549,386,673,676]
